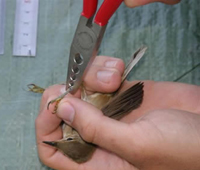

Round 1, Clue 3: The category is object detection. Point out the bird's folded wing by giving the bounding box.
[101,82,144,120]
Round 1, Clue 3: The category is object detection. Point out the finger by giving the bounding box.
[36,83,82,138]
[40,151,79,170]
[92,56,125,74]
[35,95,63,162]
[84,56,125,93]
[56,97,138,160]
[124,0,180,8]
[36,83,83,138]
[39,84,65,112]
[36,85,68,158]
[35,85,81,169]
[36,84,66,134]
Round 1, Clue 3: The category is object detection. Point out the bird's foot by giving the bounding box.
[27,84,45,93]
[47,86,73,114]
[27,84,72,114]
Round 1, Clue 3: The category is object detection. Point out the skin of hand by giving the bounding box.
[124,0,181,8]
[35,56,200,170]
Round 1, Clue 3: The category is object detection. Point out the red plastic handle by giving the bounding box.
[82,0,98,19]
[94,0,123,26]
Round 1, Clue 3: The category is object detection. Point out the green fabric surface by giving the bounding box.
[0,0,199,169]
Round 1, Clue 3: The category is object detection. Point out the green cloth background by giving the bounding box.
[0,0,199,169]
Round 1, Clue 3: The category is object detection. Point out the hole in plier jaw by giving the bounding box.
[74,53,84,65]
[72,65,79,74]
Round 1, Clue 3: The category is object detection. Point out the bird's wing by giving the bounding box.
[101,82,144,120]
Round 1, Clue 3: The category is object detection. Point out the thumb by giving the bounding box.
[56,97,134,156]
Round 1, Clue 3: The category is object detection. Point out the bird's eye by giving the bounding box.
[67,138,73,141]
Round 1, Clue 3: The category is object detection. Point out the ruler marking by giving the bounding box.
[13,0,39,56]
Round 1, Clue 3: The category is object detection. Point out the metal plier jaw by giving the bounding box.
[66,16,106,94]
[66,0,123,94]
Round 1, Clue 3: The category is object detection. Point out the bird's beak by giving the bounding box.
[43,141,57,147]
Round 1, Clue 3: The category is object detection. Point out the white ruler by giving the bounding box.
[0,0,6,55]
[13,0,39,56]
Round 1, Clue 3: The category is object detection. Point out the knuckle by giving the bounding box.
[41,84,62,103]
[115,58,125,68]
[112,70,122,84]
[102,71,121,92]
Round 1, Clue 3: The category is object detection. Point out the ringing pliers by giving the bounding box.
[66,0,123,94]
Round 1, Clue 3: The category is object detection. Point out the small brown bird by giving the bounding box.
[29,47,146,163]
[43,81,144,163]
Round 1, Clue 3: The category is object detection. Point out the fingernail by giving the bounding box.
[97,71,114,83]
[105,60,118,68]
[57,102,75,123]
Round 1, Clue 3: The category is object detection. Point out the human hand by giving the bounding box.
[35,56,200,170]
[36,56,129,170]
[124,0,181,8]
